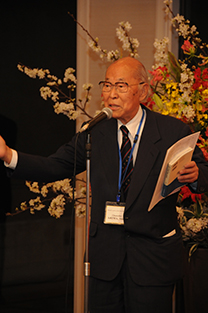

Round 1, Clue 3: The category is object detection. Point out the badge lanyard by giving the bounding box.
[116,109,145,203]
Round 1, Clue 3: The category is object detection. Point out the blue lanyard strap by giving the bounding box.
[117,109,145,203]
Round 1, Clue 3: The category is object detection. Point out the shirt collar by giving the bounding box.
[117,106,143,138]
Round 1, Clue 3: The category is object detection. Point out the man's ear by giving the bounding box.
[138,83,150,102]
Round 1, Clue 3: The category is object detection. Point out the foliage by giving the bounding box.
[148,1,208,258]
[177,190,208,260]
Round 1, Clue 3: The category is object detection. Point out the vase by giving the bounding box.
[175,247,208,313]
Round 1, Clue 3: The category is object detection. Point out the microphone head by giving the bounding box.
[102,107,113,119]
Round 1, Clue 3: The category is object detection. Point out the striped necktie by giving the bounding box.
[120,125,133,199]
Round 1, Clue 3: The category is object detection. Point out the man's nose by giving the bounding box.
[109,85,118,97]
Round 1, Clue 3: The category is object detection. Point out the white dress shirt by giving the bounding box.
[117,105,146,165]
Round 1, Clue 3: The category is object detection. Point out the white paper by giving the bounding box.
[148,132,200,211]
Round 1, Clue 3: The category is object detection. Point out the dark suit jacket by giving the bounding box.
[12,105,208,286]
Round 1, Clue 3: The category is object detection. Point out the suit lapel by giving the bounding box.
[126,108,161,209]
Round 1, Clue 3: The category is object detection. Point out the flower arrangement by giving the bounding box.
[176,188,208,260]
[147,1,208,258]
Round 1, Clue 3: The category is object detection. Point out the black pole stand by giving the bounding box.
[84,132,91,313]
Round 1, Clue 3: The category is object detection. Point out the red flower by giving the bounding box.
[193,67,208,90]
[180,186,203,203]
[201,147,208,161]
[181,40,195,54]
[149,66,169,84]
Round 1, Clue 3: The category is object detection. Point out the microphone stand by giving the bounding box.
[84,132,91,313]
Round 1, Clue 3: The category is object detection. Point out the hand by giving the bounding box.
[0,136,12,164]
[178,161,199,184]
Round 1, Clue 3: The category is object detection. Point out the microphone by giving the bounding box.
[79,107,113,133]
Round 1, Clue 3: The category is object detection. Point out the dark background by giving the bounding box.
[176,1,208,313]
[179,0,208,58]
[0,1,76,312]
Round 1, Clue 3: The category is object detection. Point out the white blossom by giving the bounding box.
[47,81,57,86]
[176,206,184,218]
[21,66,46,79]
[164,1,172,15]
[40,86,52,100]
[70,110,81,120]
[171,14,198,39]
[186,218,204,233]
[106,50,120,62]
[24,67,39,79]
[52,178,74,198]
[116,21,139,57]
[26,181,40,193]
[182,105,196,122]
[88,39,102,53]
[17,64,24,72]
[51,91,59,102]
[48,194,65,218]
[41,185,50,197]
[29,196,45,214]
[63,67,77,83]
[37,69,46,79]
[118,21,132,32]
[82,83,93,90]
[19,201,27,211]
[76,204,86,218]
[54,102,74,114]
[163,0,172,5]
[153,37,169,67]
[47,74,57,81]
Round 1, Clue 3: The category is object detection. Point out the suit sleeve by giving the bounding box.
[11,132,87,182]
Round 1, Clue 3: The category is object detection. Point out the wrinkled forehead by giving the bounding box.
[105,63,138,82]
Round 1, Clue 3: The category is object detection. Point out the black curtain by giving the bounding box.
[0,1,77,312]
[176,2,208,312]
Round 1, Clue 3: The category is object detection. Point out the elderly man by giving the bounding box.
[0,57,208,313]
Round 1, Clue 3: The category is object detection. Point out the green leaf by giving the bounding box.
[195,198,203,217]
[152,93,163,110]
[168,51,182,82]
[188,243,199,262]
[183,209,195,219]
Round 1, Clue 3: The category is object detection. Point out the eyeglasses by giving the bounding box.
[99,81,144,93]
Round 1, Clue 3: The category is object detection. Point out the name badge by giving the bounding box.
[104,201,125,225]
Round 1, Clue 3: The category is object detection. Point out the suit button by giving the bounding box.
[125,216,129,220]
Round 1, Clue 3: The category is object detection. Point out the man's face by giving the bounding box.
[102,62,142,124]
